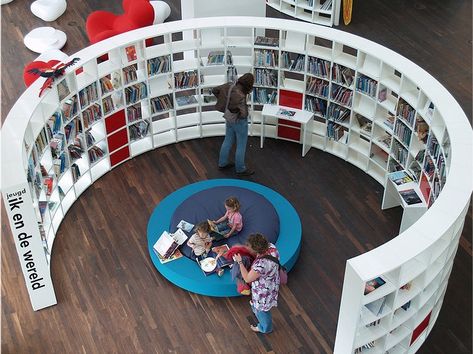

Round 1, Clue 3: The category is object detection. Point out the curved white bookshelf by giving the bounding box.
[267,0,342,27]
[2,17,472,354]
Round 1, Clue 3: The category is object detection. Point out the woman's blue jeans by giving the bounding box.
[218,118,248,173]
[252,304,273,333]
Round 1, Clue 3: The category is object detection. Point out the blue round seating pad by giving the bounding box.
[170,186,280,258]
[147,179,301,297]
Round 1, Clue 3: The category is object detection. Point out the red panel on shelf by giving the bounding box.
[419,172,431,203]
[277,125,300,142]
[107,128,128,153]
[410,312,431,345]
[105,109,126,134]
[75,67,83,75]
[110,145,130,167]
[279,90,303,109]
[279,118,301,128]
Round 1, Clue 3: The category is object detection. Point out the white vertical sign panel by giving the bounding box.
[3,183,57,311]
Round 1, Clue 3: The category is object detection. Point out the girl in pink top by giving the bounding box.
[211,196,242,240]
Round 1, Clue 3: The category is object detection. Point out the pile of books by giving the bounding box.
[153,228,188,264]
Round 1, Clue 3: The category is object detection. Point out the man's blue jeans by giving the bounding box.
[218,118,248,173]
[252,304,273,333]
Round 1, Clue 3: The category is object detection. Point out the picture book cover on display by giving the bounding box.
[277,108,296,118]
[125,45,137,62]
[388,170,413,186]
[153,229,188,259]
[399,188,423,205]
[364,277,386,295]
[177,219,194,233]
[154,249,183,264]
[365,296,387,316]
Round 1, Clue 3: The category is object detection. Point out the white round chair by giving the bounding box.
[1,0,14,5]
[31,0,67,22]
[24,27,67,54]
[149,1,171,24]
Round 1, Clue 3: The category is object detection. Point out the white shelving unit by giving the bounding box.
[267,0,341,27]
[2,18,472,353]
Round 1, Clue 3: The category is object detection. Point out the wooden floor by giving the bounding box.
[1,0,471,353]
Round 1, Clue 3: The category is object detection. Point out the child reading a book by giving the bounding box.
[187,221,213,258]
[210,196,243,240]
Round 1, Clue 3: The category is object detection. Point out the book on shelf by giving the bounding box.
[378,87,387,102]
[254,36,279,47]
[177,219,194,233]
[43,176,54,196]
[388,170,413,186]
[125,45,137,62]
[401,300,411,311]
[176,95,198,107]
[153,229,188,259]
[365,296,387,316]
[354,341,375,353]
[154,248,183,264]
[276,108,296,118]
[364,277,386,295]
[399,188,423,205]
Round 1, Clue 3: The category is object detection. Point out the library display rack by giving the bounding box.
[2,17,472,353]
[266,0,341,27]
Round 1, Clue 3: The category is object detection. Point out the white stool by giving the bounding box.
[24,27,67,54]
[149,1,171,24]
[31,0,67,22]
[1,0,14,5]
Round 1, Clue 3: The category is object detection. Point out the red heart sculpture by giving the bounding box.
[23,60,61,87]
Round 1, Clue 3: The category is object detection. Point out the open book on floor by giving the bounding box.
[154,249,183,264]
[153,228,188,260]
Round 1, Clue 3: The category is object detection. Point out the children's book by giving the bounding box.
[153,229,188,259]
[399,188,423,205]
[388,170,413,186]
[364,277,386,295]
[207,219,226,240]
[155,249,183,264]
[365,296,387,316]
[277,108,296,117]
[177,219,194,233]
[211,244,233,268]
[125,45,137,62]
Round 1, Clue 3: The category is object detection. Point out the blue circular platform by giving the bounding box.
[147,179,301,297]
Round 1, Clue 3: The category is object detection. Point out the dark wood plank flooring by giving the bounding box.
[1,0,471,353]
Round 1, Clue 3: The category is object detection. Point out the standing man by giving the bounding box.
[212,73,255,176]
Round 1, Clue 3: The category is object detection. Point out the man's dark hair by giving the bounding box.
[237,73,254,94]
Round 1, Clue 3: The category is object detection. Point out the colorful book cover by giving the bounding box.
[125,45,137,62]
[399,188,423,205]
[364,277,386,295]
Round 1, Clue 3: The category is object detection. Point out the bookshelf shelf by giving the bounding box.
[3,18,472,353]
[267,0,340,27]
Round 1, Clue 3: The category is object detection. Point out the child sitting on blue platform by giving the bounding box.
[210,196,243,241]
[187,221,212,258]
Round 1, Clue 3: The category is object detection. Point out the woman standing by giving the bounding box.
[233,233,280,333]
